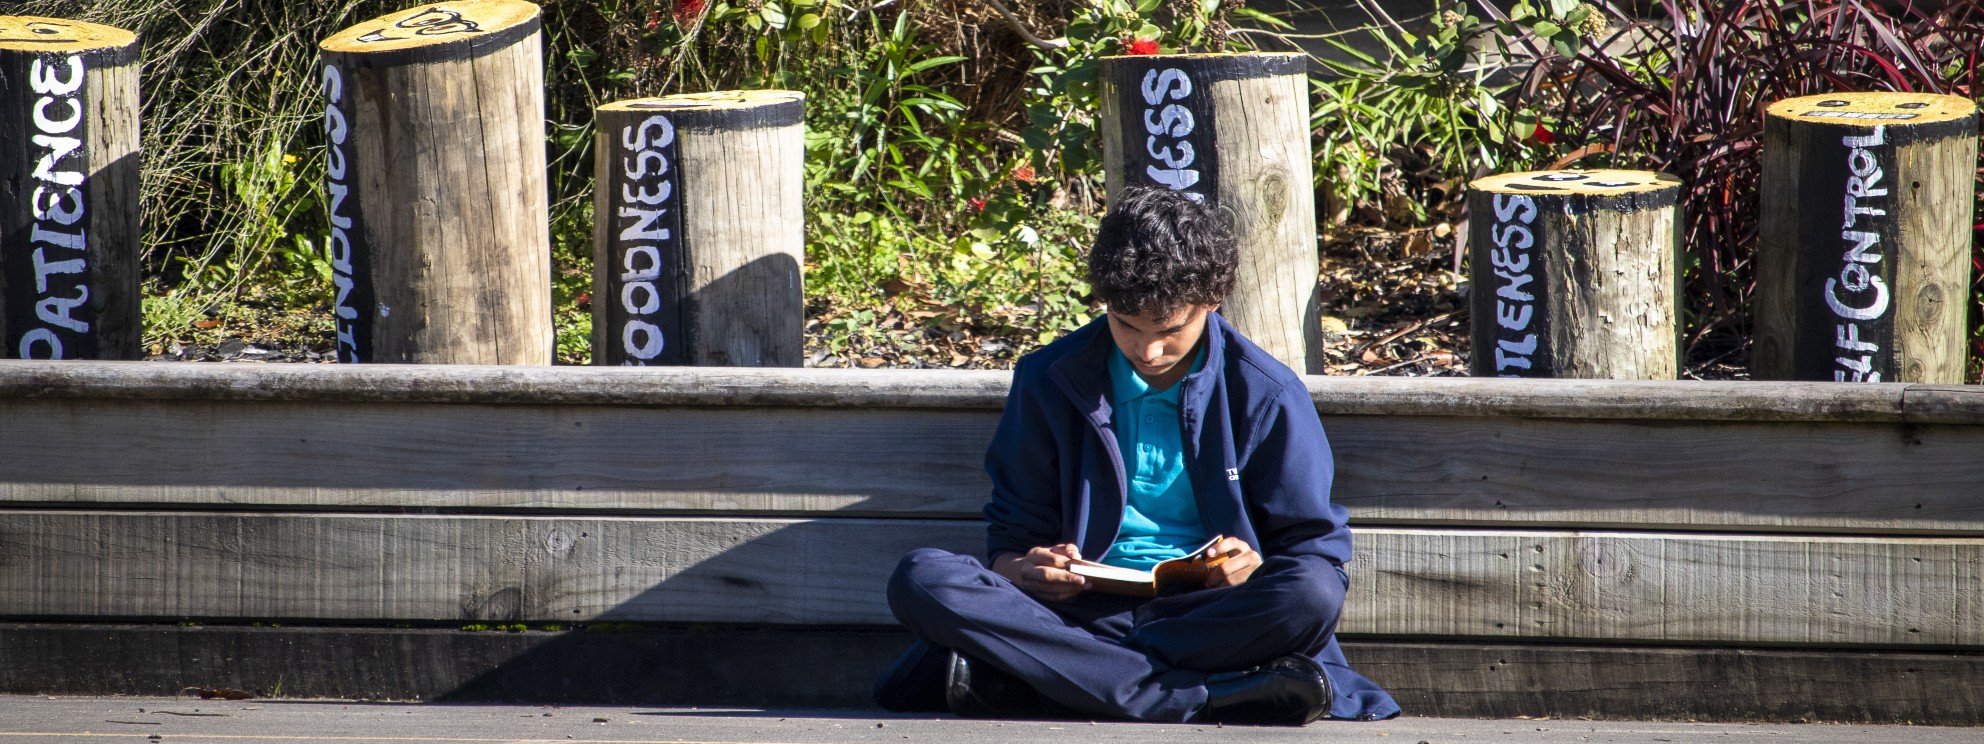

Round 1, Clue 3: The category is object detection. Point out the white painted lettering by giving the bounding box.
[1140,68,1191,105]
[31,96,81,133]
[30,248,85,292]
[28,56,84,95]
[35,285,90,332]
[18,329,62,359]
[31,186,83,225]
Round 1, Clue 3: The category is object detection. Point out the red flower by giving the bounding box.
[1011,164,1037,184]
[968,197,987,212]
[1530,123,1555,144]
[674,0,707,26]
[1127,38,1160,55]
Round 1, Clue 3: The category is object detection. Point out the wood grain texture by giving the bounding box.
[0,398,997,515]
[1100,53,1319,373]
[1468,170,1681,379]
[3,395,1984,532]
[1325,415,1984,532]
[1207,67,1320,375]
[0,25,141,359]
[1755,92,1978,383]
[7,624,1982,722]
[3,514,1979,648]
[1348,527,1984,647]
[7,358,1981,424]
[1347,641,1984,723]
[322,10,551,365]
[591,91,805,367]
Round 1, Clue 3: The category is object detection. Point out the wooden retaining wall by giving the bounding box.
[0,361,1980,722]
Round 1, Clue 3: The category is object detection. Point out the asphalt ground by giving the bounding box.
[1,697,1976,744]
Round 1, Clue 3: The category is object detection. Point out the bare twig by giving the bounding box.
[985,0,1068,50]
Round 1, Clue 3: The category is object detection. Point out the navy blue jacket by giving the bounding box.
[982,312,1398,720]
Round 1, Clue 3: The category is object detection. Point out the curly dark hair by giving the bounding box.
[1087,186,1238,317]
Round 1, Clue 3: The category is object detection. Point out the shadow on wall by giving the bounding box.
[420,519,980,707]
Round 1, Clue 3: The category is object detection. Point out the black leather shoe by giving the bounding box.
[944,651,1079,720]
[1199,654,1333,726]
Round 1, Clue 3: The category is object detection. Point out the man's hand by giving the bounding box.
[992,544,1089,601]
[1204,536,1262,588]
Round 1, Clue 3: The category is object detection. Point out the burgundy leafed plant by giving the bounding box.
[1499,0,1984,369]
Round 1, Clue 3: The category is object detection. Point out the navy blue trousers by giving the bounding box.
[883,547,1354,722]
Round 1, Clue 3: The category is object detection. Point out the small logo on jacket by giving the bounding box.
[1225,468,1239,481]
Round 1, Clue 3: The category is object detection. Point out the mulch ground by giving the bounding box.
[146,226,1758,378]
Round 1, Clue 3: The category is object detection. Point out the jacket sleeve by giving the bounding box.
[1238,380,1354,567]
[981,359,1065,561]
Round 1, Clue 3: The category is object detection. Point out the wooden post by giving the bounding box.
[319,0,549,365]
[1098,53,1320,373]
[592,91,805,367]
[1466,169,1683,379]
[0,16,140,360]
[1754,92,1979,383]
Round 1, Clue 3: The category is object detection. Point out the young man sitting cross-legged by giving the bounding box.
[874,186,1398,725]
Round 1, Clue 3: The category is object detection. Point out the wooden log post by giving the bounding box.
[0,16,140,360]
[319,0,550,365]
[1755,92,1980,383]
[1466,169,1683,379]
[1098,53,1320,373]
[591,91,805,367]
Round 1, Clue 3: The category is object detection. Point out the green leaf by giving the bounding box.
[761,4,786,29]
[1550,31,1579,57]
[798,13,821,29]
[1530,21,1561,38]
[905,55,967,75]
[1230,7,1294,30]
[1135,0,1162,13]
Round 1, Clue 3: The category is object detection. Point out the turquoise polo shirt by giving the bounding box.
[1097,344,1210,570]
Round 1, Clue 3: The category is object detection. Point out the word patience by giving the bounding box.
[17,54,92,359]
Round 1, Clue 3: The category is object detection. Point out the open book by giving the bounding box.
[1066,536,1231,597]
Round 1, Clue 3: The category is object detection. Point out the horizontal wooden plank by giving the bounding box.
[6,398,1984,533]
[2,514,1979,647]
[0,398,997,516]
[1327,416,1984,532]
[4,623,1980,723]
[3,360,1978,424]
[1347,528,1984,647]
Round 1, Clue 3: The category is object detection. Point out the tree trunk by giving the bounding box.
[1099,52,1319,373]
[1754,92,1979,383]
[0,16,140,360]
[591,91,805,367]
[1467,169,1682,379]
[319,0,549,365]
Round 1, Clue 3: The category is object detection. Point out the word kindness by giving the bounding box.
[612,114,680,364]
[16,55,93,359]
[323,63,362,362]
[1487,193,1541,375]
[1138,68,1204,198]
[1827,126,1892,382]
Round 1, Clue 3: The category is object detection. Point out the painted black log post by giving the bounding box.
[1754,92,1980,383]
[1466,169,1683,379]
[318,0,550,365]
[1098,53,1320,373]
[591,91,805,367]
[0,16,140,360]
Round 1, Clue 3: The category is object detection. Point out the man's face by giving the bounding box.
[1107,303,1217,387]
